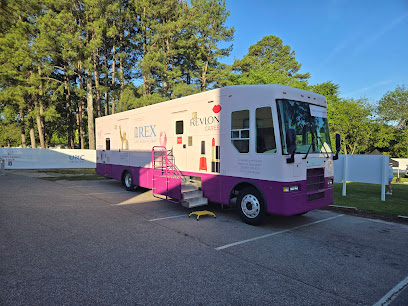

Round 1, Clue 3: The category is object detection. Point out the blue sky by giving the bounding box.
[223,0,408,103]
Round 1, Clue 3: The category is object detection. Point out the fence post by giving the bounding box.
[381,155,388,202]
[342,155,347,196]
[0,159,5,176]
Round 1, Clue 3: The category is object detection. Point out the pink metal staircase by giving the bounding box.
[152,146,182,202]
[151,146,208,208]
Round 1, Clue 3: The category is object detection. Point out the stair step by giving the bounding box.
[182,189,203,200]
[181,183,199,192]
[181,197,208,208]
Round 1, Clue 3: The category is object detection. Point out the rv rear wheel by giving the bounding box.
[237,187,266,226]
[123,170,136,191]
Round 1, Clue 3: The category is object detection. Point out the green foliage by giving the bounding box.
[308,81,340,105]
[0,121,20,147]
[190,0,234,90]
[228,35,310,90]
[377,84,408,129]
[387,128,408,158]
[231,66,309,89]
[233,35,310,82]
[328,97,373,155]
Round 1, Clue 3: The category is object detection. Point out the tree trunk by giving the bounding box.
[28,116,36,148]
[119,48,125,111]
[78,62,85,149]
[86,69,95,150]
[33,94,45,149]
[19,107,26,148]
[27,101,36,148]
[37,66,46,148]
[93,52,101,118]
[142,7,150,96]
[104,56,109,116]
[64,68,74,149]
[343,136,348,155]
[111,44,116,114]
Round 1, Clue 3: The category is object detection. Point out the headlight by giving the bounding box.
[328,179,334,185]
[290,185,299,191]
[283,185,299,192]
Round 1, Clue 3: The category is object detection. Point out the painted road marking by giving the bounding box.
[87,191,126,195]
[216,214,344,251]
[149,214,187,222]
[372,275,408,306]
[64,191,125,196]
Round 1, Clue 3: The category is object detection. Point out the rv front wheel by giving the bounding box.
[123,171,136,191]
[237,187,265,226]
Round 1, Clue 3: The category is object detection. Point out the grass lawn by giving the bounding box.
[333,174,408,218]
[38,168,97,175]
[38,168,108,181]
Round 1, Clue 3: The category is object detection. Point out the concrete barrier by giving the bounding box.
[0,148,96,169]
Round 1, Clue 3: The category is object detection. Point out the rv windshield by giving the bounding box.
[277,99,332,154]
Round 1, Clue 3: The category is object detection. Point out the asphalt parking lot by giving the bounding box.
[1,172,408,305]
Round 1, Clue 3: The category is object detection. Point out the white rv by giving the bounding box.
[96,85,339,225]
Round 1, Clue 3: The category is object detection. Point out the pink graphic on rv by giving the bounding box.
[159,131,167,147]
[212,104,221,113]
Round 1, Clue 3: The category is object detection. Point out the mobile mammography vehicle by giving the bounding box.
[96,85,339,225]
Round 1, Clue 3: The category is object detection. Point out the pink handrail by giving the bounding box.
[152,146,182,202]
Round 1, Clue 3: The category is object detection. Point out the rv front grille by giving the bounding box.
[307,192,325,201]
[306,168,325,200]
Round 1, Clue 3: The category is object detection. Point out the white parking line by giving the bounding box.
[65,191,125,196]
[215,214,344,251]
[149,214,187,222]
[372,275,408,306]
[86,191,125,195]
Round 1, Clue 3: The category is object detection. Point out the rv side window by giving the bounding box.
[106,138,110,150]
[231,110,250,153]
[256,107,277,153]
[176,121,184,134]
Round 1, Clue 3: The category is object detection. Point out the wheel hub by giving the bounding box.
[241,194,260,218]
[125,173,132,187]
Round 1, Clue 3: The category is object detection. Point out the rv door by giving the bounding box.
[171,114,188,171]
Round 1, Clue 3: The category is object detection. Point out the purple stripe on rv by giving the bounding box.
[96,163,333,216]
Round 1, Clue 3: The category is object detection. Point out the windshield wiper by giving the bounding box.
[302,133,316,160]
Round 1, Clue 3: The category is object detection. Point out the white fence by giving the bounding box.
[0,148,96,169]
[334,154,390,201]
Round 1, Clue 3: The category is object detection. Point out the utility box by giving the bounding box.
[0,159,5,176]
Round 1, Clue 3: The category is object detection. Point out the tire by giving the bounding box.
[123,170,135,191]
[237,187,266,226]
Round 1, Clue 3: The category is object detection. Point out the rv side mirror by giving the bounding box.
[333,133,341,160]
[286,128,296,164]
